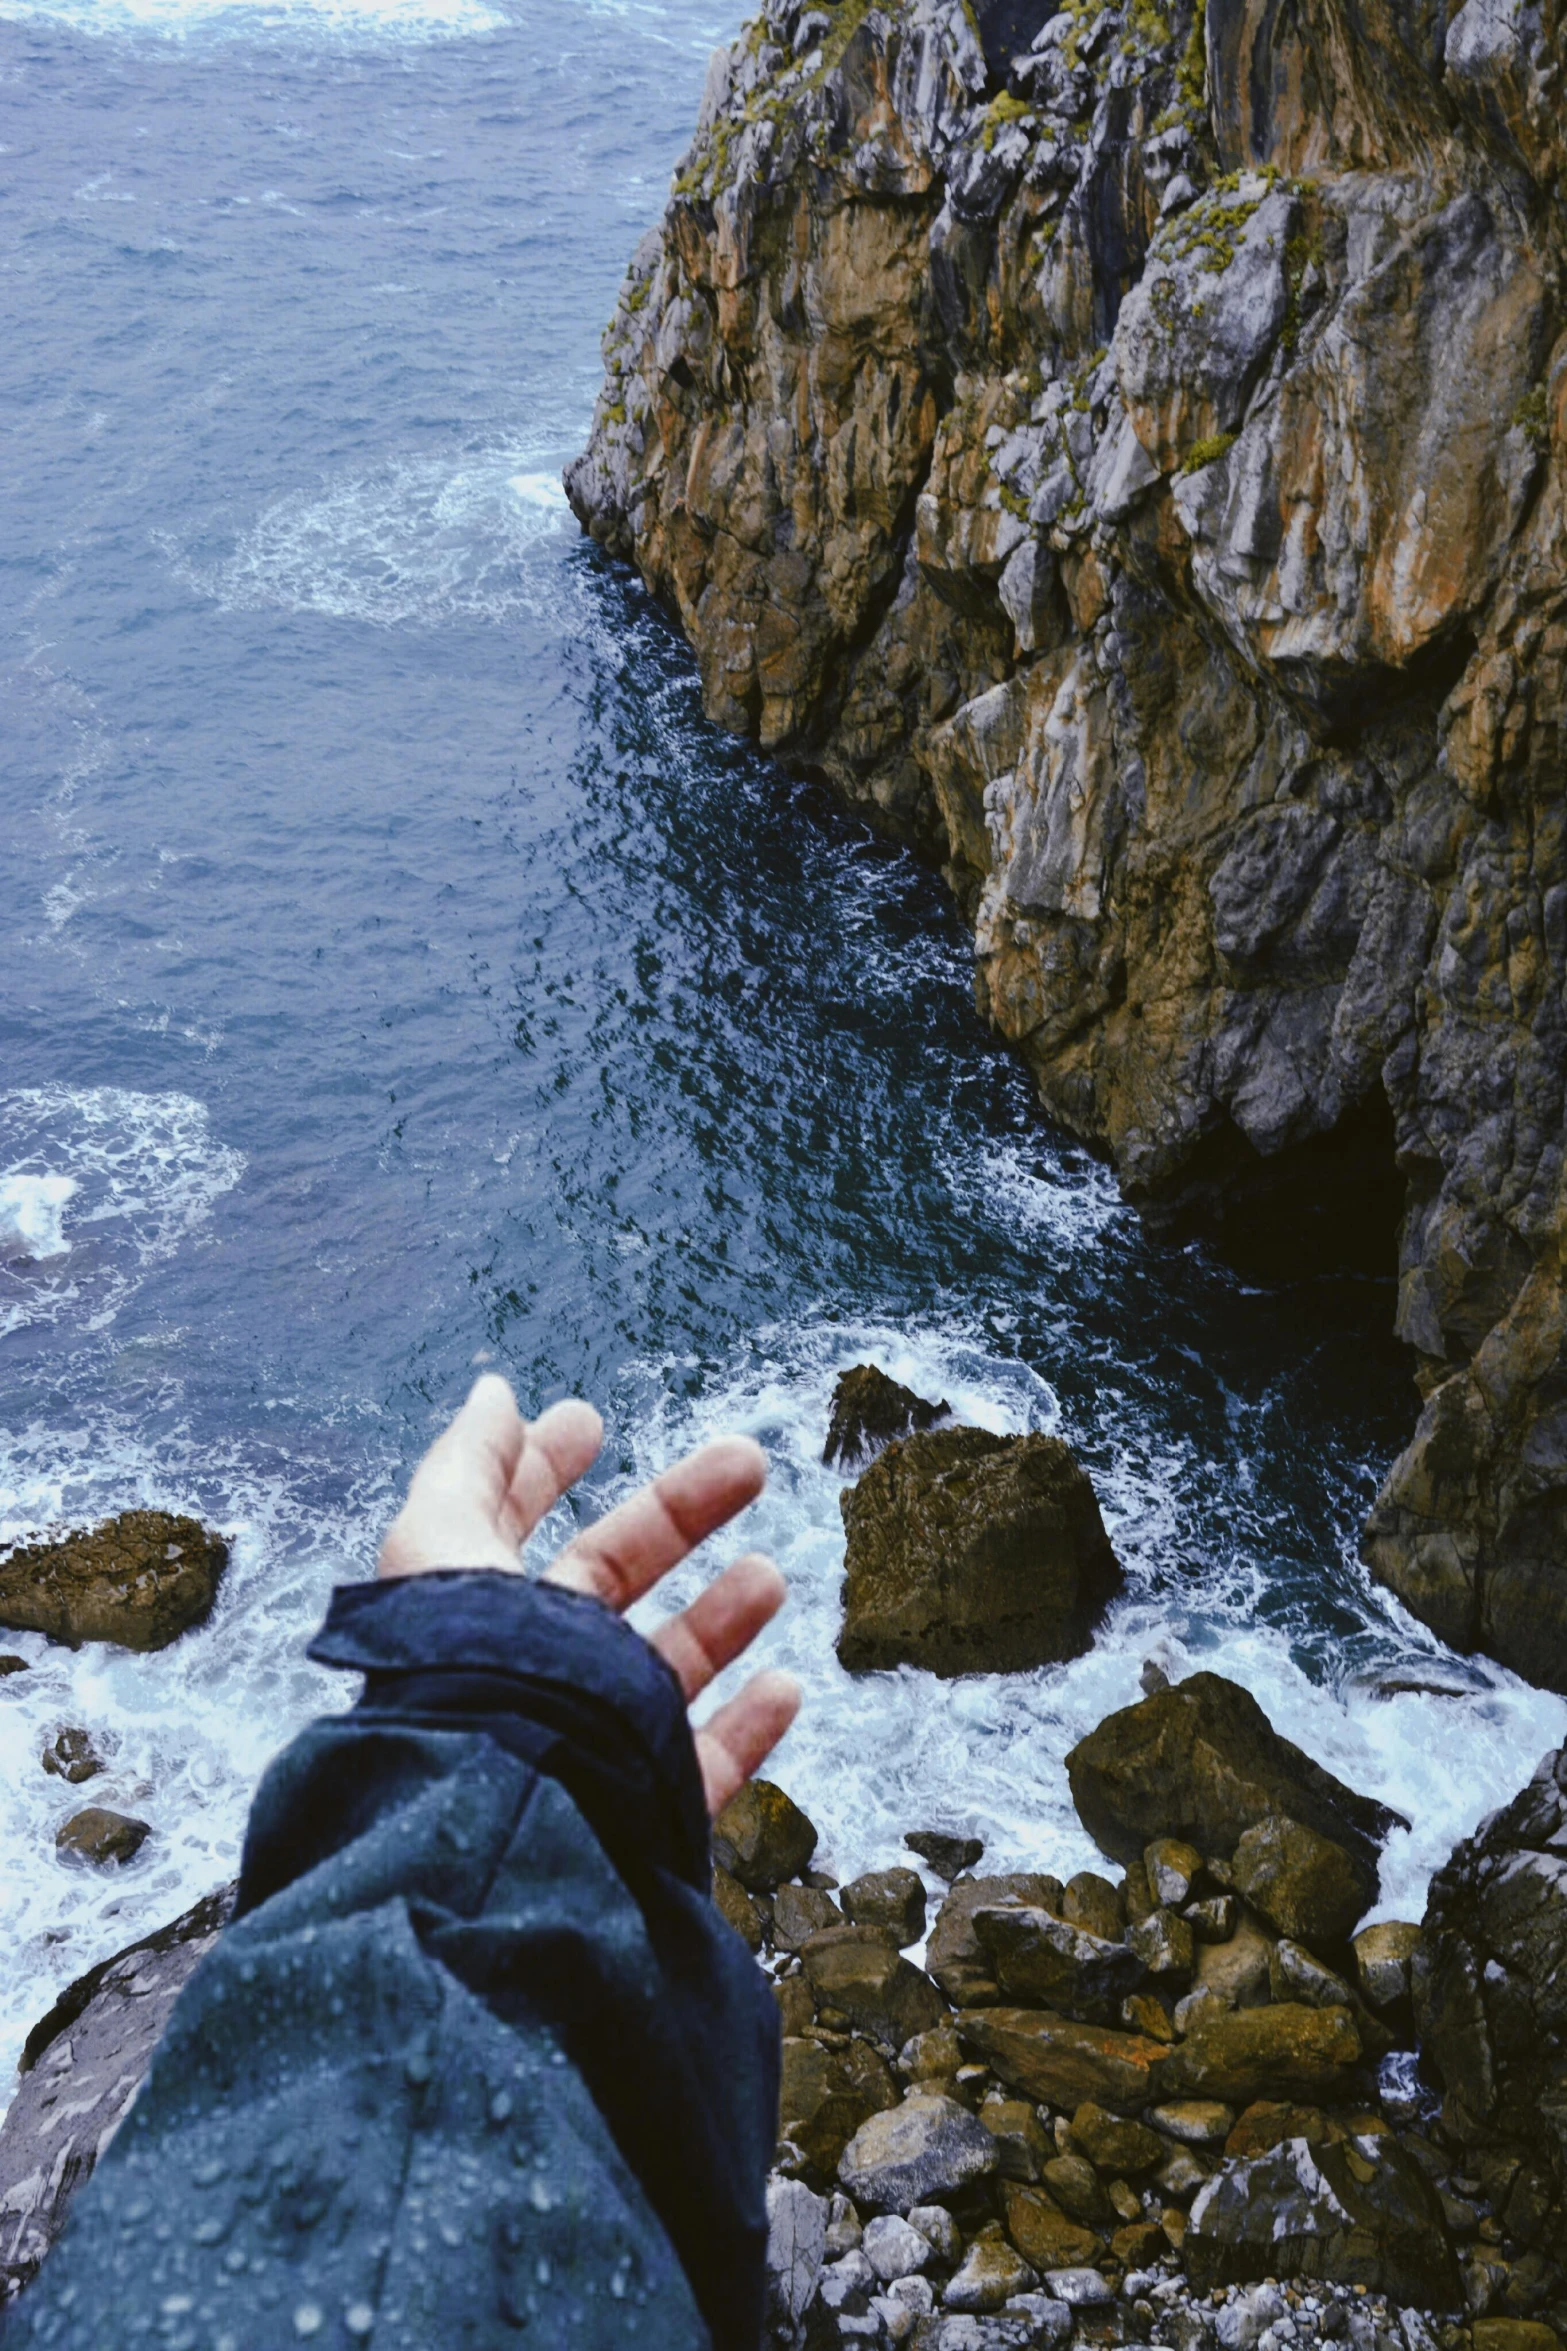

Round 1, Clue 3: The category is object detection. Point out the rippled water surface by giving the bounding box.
[2,0,1562,2093]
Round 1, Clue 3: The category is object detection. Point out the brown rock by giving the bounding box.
[903,2021,964,2079]
[1070,2101,1163,2174]
[1061,1870,1125,1942]
[0,1654,28,1677]
[800,1925,946,2051]
[1149,2099,1235,2148]
[1224,2099,1340,2158]
[941,2222,1037,2313]
[0,1511,227,1652]
[1123,1991,1177,2043]
[1353,1919,1422,2013]
[1472,2327,1563,2351]
[1000,2182,1102,2271]
[773,1881,842,1951]
[904,1830,984,1883]
[1111,2218,1169,2267]
[1066,1676,1401,1901]
[926,1873,1063,2007]
[978,2096,1051,2181]
[837,1428,1123,1676]
[774,1974,816,2037]
[841,1868,926,1947]
[1146,1838,1204,1909]
[779,2033,899,2174]
[823,1365,949,1471]
[973,1905,1147,2024]
[1157,2003,1363,2105]
[958,2008,1166,2111]
[714,1861,765,1951]
[1193,1909,1276,2009]
[54,1808,150,1867]
[1127,1906,1196,1981]
[40,1727,104,1785]
[1041,2151,1113,2228]
[1186,1894,1240,1942]
[712,1778,817,1892]
[1233,1812,1369,1947]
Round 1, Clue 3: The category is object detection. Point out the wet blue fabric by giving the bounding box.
[4,1573,779,2351]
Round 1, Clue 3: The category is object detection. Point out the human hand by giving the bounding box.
[378,1373,800,1816]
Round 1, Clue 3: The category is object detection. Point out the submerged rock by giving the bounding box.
[0,1885,234,2299]
[824,1366,950,1472]
[54,1808,151,1868]
[838,1428,1122,1676]
[905,1831,985,1884]
[0,1511,227,1653]
[40,1727,105,1786]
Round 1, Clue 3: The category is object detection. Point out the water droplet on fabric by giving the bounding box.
[488,2091,513,2124]
[293,2303,323,2336]
[344,2305,375,2338]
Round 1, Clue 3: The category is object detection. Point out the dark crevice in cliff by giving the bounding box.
[1138,1091,1407,1286]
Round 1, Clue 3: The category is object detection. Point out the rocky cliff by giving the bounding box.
[565,0,1567,1688]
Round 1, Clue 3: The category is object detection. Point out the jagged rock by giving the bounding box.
[926,1874,1064,2007]
[1233,1813,1370,1948]
[1157,2004,1364,2105]
[40,1727,104,1785]
[904,2022,965,2081]
[0,1886,234,2298]
[838,2094,1001,2216]
[824,1366,951,1471]
[906,2204,962,2264]
[1268,1939,1354,2009]
[54,1807,150,1867]
[0,1511,227,1653]
[998,2185,1100,2273]
[716,1861,766,1951]
[1187,1894,1239,1943]
[839,1426,1124,1676]
[1123,1991,1177,2043]
[1127,1906,1195,1981]
[775,1881,844,1951]
[842,1869,927,1948]
[957,2009,1166,2110]
[1059,1871,1123,1942]
[1150,2099,1235,2148]
[1414,1741,1567,2259]
[1146,1839,1203,1909]
[1192,1909,1276,2008]
[766,2177,828,2338]
[972,1905,1146,2023]
[567,0,1567,1698]
[780,2034,899,2175]
[906,1832,985,1884]
[1353,1921,1422,2015]
[1069,2101,1163,2173]
[1185,2132,1464,2304]
[977,2097,1051,2182]
[1066,1676,1402,1904]
[801,1926,947,2052]
[714,1778,818,1891]
[0,1654,27,1676]
[942,2224,1036,2312]
[862,2212,935,2282]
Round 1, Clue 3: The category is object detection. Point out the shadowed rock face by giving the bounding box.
[566,0,1567,1691]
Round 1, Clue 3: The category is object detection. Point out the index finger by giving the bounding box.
[544,1435,766,1611]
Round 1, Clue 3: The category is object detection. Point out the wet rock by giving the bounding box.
[1146,1839,1203,1909]
[0,1511,228,1653]
[1233,1812,1370,1948]
[1157,2003,1364,2105]
[999,2184,1100,2273]
[714,1779,818,1892]
[0,1654,29,1677]
[716,1860,767,1951]
[780,2034,900,2176]
[972,1905,1146,2024]
[977,2097,1051,2183]
[1066,1677,1401,1900]
[843,1870,927,1948]
[1268,1938,1355,2009]
[801,1926,947,2053]
[927,1875,1064,2008]
[958,2009,1166,2110]
[1414,1741,1567,2256]
[838,1429,1123,1677]
[767,2177,829,2338]
[942,2224,1036,2313]
[40,1727,104,1785]
[54,1807,151,1867]
[0,1884,234,2298]
[839,2093,1001,2216]
[906,1832,985,1884]
[825,1367,951,1472]
[1185,2131,1464,2304]
[1060,1872,1124,1943]
[775,1882,844,1951]
[1353,1921,1422,2015]
[1069,2101,1162,2173]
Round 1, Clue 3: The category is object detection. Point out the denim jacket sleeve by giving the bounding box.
[4,1572,780,2351]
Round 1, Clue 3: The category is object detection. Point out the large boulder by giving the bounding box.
[823,1366,950,1472]
[957,2010,1167,2111]
[1155,2004,1364,2106]
[1414,1741,1567,2265]
[778,2036,899,2175]
[837,2094,1000,2215]
[0,1512,228,1653]
[1232,1814,1370,1948]
[1065,1674,1404,1915]
[799,1926,947,2052]
[972,1906,1147,2025]
[838,1429,1123,1677]
[713,1779,817,1892]
[1185,2132,1464,2305]
[926,1874,1066,2008]
[0,1886,234,2299]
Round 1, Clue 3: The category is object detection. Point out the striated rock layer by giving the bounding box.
[566,0,1567,1689]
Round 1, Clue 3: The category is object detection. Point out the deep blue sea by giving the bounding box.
[1,0,1561,2090]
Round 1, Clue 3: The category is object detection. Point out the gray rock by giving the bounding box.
[1127,1905,1195,1980]
[861,2214,933,2282]
[839,2095,1000,2216]
[826,2192,864,2257]
[766,2177,828,2336]
[0,1886,234,2299]
[972,1904,1145,2023]
[1216,2285,1289,2350]
[1041,2267,1113,2305]
[1185,2133,1463,2304]
[1268,1938,1355,2009]
[907,2203,963,2263]
[1001,2295,1073,2348]
[775,1881,844,1951]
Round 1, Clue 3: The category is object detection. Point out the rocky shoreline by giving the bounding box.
[564,0,1567,1696]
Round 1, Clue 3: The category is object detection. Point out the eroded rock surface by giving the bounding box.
[0,1512,228,1653]
[567,0,1567,1692]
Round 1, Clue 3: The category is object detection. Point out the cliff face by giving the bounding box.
[565,0,1567,1689]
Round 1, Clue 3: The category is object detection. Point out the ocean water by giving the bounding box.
[1,0,1562,2102]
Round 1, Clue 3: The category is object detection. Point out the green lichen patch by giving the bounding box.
[1179,429,1236,472]
[1513,384,1550,450]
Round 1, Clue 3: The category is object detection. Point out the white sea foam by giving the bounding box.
[0,1175,77,1263]
[0,0,504,42]
[0,1088,244,1335]
[178,448,578,630]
